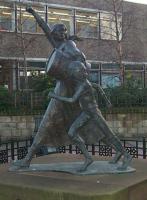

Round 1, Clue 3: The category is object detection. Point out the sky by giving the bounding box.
[124,0,147,5]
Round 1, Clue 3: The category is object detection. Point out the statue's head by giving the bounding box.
[68,61,88,81]
[51,24,68,41]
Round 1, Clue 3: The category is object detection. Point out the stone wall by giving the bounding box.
[0,113,147,140]
[106,113,147,138]
[0,116,35,140]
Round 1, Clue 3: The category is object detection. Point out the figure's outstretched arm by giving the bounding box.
[91,82,112,108]
[26,6,56,47]
[49,83,86,103]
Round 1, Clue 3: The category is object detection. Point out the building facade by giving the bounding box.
[0,0,147,91]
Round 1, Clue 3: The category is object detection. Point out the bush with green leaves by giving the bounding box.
[0,72,147,115]
[0,86,13,111]
[29,72,55,92]
[99,76,147,108]
[28,73,55,109]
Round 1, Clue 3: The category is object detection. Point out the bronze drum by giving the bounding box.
[46,49,72,79]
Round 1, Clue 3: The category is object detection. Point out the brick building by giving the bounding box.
[0,0,147,91]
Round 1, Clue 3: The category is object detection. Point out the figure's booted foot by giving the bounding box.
[77,158,93,172]
[109,152,122,164]
[9,158,30,171]
[117,153,132,171]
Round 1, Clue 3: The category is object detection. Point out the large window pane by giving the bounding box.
[102,64,121,87]
[89,63,100,83]
[124,65,144,88]
[75,11,98,38]
[89,70,100,84]
[125,71,144,88]
[17,5,45,33]
[102,73,121,88]
[48,8,73,34]
[19,61,46,89]
[100,12,122,40]
[0,2,15,31]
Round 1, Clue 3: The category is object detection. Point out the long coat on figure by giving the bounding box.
[24,7,107,148]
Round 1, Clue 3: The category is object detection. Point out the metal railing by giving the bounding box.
[0,88,147,116]
[0,137,147,164]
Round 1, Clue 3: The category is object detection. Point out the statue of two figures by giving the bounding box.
[10,6,133,174]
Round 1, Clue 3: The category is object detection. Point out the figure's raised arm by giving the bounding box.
[26,6,56,48]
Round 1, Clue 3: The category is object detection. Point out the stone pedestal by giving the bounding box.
[1,154,147,200]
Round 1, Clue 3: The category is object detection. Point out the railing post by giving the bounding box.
[14,92,17,108]
[99,63,102,86]
[143,137,146,159]
[143,64,146,88]
[11,140,15,160]
[69,144,72,154]
[30,92,33,110]
[92,144,95,155]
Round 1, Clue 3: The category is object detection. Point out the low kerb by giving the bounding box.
[0,154,147,200]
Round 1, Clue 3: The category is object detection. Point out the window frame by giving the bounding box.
[74,9,99,39]
[100,11,122,41]
[0,2,15,32]
[47,6,74,35]
[0,1,123,41]
[16,3,46,34]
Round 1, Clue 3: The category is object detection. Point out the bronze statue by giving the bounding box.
[11,6,132,172]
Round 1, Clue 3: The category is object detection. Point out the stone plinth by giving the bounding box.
[0,154,147,200]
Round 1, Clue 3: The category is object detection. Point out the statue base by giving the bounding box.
[9,160,135,175]
[1,154,147,200]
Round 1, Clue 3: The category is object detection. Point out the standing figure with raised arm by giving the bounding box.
[11,6,91,169]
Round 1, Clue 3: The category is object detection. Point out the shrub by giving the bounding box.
[0,86,13,110]
[29,73,55,92]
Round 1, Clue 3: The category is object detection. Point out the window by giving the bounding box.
[89,70,100,84]
[101,64,121,87]
[17,5,45,33]
[40,70,45,74]
[48,8,73,34]
[75,11,98,38]
[89,63,101,83]
[102,73,121,88]
[0,2,15,31]
[19,61,46,89]
[100,12,122,40]
[124,65,145,88]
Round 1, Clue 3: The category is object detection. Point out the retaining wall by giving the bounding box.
[0,113,147,140]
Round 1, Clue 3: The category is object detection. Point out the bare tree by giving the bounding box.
[14,3,41,90]
[110,0,124,83]
[96,0,136,84]
[17,5,28,89]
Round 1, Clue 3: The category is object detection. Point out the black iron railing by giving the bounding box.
[0,137,146,164]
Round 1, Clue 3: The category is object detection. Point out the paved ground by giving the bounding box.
[0,154,147,200]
